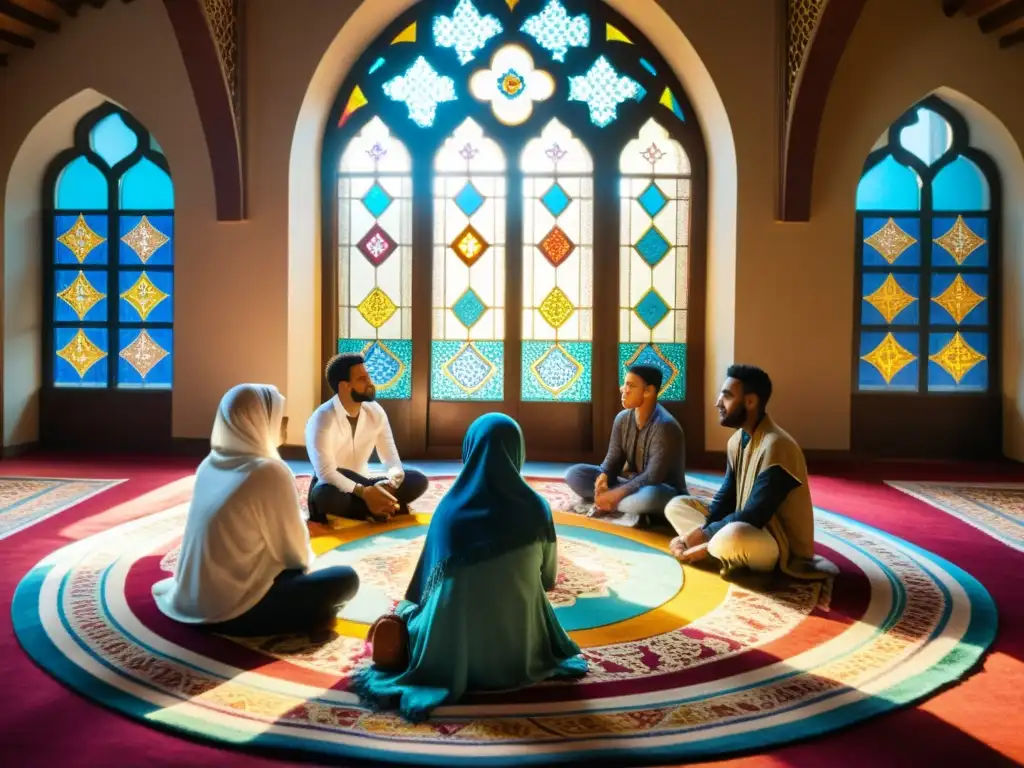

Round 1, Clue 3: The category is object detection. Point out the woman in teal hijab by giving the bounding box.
[351,413,587,721]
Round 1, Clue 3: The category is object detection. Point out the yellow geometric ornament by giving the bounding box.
[538,287,575,329]
[57,271,106,321]
[861,332,916,384]
[606,24,634,44]
[505,0,519,9]
[928,331,986,384]
[57,328,107,379]
[933,215,986,265]
[120,216,170,263]
[357,287,398,329]
[57,214,106,263]
[864,218,917,264]
[120,272,169,321]
[864,273,916,324]
[931,274,985,325]
[119,329,169,378]
[391,22,416,45]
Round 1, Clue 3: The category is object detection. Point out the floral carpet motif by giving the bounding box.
[13,475,996,766]
[0,476,122,540]
[887,481,1024,553]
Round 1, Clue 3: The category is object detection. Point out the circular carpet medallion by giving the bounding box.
[13,476,996,766]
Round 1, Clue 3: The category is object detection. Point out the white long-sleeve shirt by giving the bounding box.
[304,396,402,493]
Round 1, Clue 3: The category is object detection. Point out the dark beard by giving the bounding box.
[721,404,747,428]
[352,389,376,403]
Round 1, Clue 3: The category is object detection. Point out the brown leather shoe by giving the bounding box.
[368,614,409,671]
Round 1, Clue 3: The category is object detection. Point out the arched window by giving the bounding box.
[852,96,1000,457]
[322,0,707,459]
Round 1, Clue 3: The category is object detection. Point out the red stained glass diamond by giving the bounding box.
[357,224,398,266]
[537,226,576,267]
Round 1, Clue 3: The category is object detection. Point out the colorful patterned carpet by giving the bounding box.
[887,481,1024,553]
[0,476,123,541]
[12,474,997,766]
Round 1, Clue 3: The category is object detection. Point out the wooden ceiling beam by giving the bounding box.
[962,0,1014,16]
[1000,25,1024,43]
[0,0,60,32]
[0,52,6,66]
[942,0,970,16]
[48,0,83,16]
[0,28,33,46]
[978,0,1024,32]
[86,0,108,7]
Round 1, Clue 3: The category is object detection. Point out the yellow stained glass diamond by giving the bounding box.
[120,215,170,263]
[57,214,106,263]
[934,215,985,265]
[57,271,106,321]
[929,331,986,384]
[357,287,398,329]
[451,224,490,268]
[57,328,107,378]
[119,329,169,378]
[861,332,916,384]
[931,274,985,324]
[120,272,169,321]
[864,218,917,264]
[538,287,575,329]
[864,273,916,324]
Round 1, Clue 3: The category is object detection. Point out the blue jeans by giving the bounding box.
[564,463,680,518]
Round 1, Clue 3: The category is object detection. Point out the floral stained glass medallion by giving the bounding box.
[521,0,590,62]
[569,56,645,128]
[55,271,107,322]
[382,56,457,128]
[118,328,172,388]
[470,45,554,125]
[433,0,503,64]
[57,215,107,264]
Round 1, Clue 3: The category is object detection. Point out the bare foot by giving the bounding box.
[669,537,686,558]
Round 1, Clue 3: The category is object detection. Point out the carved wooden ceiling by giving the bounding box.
[0,0,136,67]
[943,0,1024,47]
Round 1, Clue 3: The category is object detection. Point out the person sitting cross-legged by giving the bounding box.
[305,353,429,524]
[664,364,837,581]
[564,364,688,526]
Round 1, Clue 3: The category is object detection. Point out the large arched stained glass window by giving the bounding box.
[854,97,998,395]
[46,104,174,390]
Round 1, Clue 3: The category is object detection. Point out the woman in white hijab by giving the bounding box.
[153,383,359,636]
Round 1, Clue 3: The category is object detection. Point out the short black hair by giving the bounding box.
[325,353,364,394]
[727,364,772,411]
[629,364,663,393]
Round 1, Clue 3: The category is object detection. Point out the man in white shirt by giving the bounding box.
[305,353,428,523]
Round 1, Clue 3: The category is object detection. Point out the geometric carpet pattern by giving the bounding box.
[0,476,123,541]
[12,475,996,766]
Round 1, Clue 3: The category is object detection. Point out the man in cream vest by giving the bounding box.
[305,353,429,524]
[664,364,837,580]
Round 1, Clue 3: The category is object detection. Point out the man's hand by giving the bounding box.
[362,484,399,521]
[671,527,709,563]
[386,467,405,488]
[595,486,626,512]
[594,473,609,497]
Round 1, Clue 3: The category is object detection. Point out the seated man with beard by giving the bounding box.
[305,353,429,524]
[664,364,837,580]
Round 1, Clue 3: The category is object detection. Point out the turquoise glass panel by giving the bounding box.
[54,269,108,323]
[118,215,174,266]
[861,217,921,267]
[431,340,503,401]
[337,338,412,400]
[520,0,590,62]
[53,327,108,388]
[931,217,988,268]
[56,157,108,209]
[619,342,686,401]
[933,156,989,211]
[860,272,920,326]
[856,155,921,211]
[927,331,988,392]
[117,328,173,389]
[521,342,592,402]
[90,113,138,167]
[54,214,109,265]
[929,272,988,326]
[119,158,174,209]
[857,331,919,392]
[118,270,173,323]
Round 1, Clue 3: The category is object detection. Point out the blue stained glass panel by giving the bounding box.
[633,226,671,266]
[452,288,487,329]
[383,56,457,128]
[639,58,657,76]
[54,214,109,265]
[118,270,173,323]
[619,342,686,401]
[929,272,988,326]
[633,289,671,329]
[521,0,590,62]
[454,182,486,217]
[931,217,988,268]
[856,155,921,211]
[521,342,592,402]
[541,183,571,217]
[927,332,988,392]
[861,217,921,267]
[90,113,138,168]
[857,331,919,392]
[118,215,174,265]
[860,272,920,325]
[369,57,386,75]
[54,327,108,388]
[54,269,108,323]
[338,338,412,399]
[431,340,503,401]
[117,328,173,389]
[433,0,502,64]
[933,156,989,211]
[56,157,108,209]
[637,182,668,218]
[569,56,645,128]
[120,158,174,209]
[362,183,394,219]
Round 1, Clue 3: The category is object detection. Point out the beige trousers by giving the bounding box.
[664,495,780,572]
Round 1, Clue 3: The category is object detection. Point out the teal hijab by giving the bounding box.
[405,413,555,604]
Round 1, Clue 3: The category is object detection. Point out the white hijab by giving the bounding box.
[153,383,313,624]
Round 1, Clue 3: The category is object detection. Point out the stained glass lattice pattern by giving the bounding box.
[338,338,413,399]
[431,340,504,400]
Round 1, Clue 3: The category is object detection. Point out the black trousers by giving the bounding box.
[307,468,430,523]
